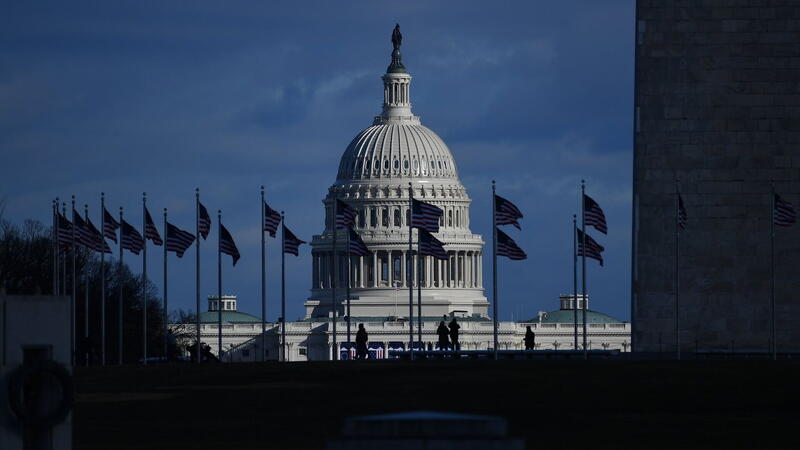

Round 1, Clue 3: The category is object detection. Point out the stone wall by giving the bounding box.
[633,0,800,351]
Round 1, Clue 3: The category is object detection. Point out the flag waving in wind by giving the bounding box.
[774,194,796,227]
[336,199,357,229]
[166,222,195,257]
[198,202,211,239]
[496,228,527,260]
[678,195,688,229]
[219,223,240,266]
[495,194,523,229]
[87,218,112,253]
[583,194,607,234]
[73,209,93,248]
[144,207,163,245]
[57,212,73,246]
[348,227,370,256]
[576,227,604,266]
[103,207,119,242]
[121,220,145,255]
[283,225,305,256]
[263,202,282,237]
[418,229,448,260]
[411,198,443,233]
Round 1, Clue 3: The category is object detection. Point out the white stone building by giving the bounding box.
[175,28,630,361]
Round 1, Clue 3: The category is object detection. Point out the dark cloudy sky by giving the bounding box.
[1,1,635,322]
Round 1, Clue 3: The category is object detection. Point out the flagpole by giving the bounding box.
[142,193,148,365]
[261,186,267,362]
[675,178,681,361]
[163,208,168,360]
[417,242,422,349]
[71,195,77,366]
[217,210,222,360]
[281,212,286,362]
[52,200,57,296]
[62,202,66,301]
[118,206,124,365]
[573,214,578,351]
[84,203,90,366]
[771,182,776,360]
[408,182,414,356]
[346,225,352,350]
[195,189,201,363]
[55,198,61,296]
[581,180,587,360]
[331,193,338,361]
[492,181,498,360]
[100,194,106,366]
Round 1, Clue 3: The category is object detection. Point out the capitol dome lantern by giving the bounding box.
[306,25,488,321]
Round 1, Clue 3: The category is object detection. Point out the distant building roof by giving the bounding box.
[526,309,623,324]
[198,311,262,323]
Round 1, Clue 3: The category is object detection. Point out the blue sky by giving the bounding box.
[1,1,635,322]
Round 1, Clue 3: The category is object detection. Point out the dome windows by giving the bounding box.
[403,159,409,170]
[383,159,389,171]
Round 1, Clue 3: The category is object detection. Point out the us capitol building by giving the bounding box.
[178,27,630,361]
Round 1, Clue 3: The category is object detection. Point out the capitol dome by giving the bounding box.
[336,123,459,182]
[306,26,488,324]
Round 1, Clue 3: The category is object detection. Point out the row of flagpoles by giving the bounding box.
[51,189,306,365]
[51,181,614,364]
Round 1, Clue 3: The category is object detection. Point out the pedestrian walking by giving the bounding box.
[524,326,536,350]
[355,323,368,360]
[436,321,450,351]
[448,317,460,351]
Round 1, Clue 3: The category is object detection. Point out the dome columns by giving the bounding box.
[311,247,484,291]
[381,72,413,119]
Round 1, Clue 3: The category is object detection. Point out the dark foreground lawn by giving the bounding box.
[74,359,800,449]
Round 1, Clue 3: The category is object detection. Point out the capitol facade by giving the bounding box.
[175,28,630,361]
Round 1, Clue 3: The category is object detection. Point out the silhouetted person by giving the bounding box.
[437,321,450,351]
[524,326,536,350]
[448,318,460,351]
[355,323,368,360]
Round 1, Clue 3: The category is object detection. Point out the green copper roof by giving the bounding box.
[198,311,262,323]
[528,309,623,324]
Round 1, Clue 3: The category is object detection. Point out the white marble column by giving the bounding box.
[401,251,406,288]
[372,251,378,288]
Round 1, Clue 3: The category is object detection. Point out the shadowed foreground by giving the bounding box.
[74,360,799,449]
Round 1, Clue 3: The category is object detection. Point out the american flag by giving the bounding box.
[103,207,119,243]
[144,207,163,246]
[219,223,240,266]
[86,218,112,253]
[263,201,282,237]
[348,227,370,256]
[774,193,796,227]
[496,228,527,260]
[576,227,604,266]
[282,225,305,256]
[166,222,195,258]
[495,194,523,229]
[418,229,448,260]
[678,194,687,229]
[335,199,357,229]
[583,194,607,234]
[57,212,73,246]
[121,220,145,255]
[73,209,94,248]
[198,202,211,240]
[411,198,443,233]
